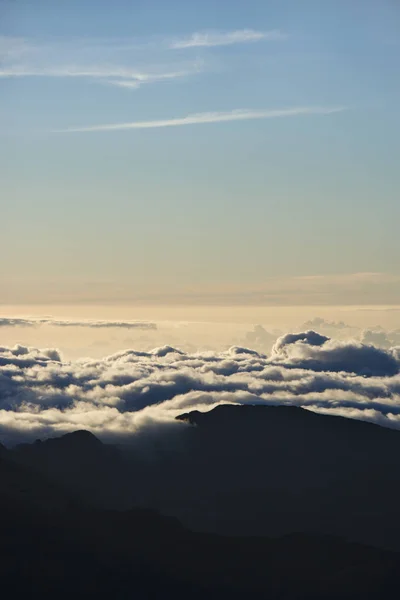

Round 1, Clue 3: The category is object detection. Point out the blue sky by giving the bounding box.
[1,0,399,305]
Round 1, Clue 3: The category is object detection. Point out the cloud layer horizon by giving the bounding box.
[0,330,399,445]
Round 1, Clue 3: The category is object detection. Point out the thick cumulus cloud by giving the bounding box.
[0,331,399,445]
[361,328,400,349]
[270,331,399,376]
[0,317,157,330]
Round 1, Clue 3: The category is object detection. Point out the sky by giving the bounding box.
[1,0,400,308]
[0,1,399,445]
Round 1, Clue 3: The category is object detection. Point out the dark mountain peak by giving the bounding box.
[28,429,102,450]
[14,430,104,462]
[176,409,204,425]
[56,430,102,446]
[175,403,399,438]
[177,403,309,427]
[11,429,124,509]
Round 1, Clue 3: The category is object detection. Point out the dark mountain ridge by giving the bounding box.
[3,404,400,597]
[7,404,400,550]
[0,445,398,599]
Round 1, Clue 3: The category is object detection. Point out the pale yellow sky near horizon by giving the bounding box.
[1,267,399,359]
[0,302,399,324]
[0,301,399,360]
[1,272,400,308]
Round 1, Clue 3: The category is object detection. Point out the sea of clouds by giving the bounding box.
[1,329,399,445]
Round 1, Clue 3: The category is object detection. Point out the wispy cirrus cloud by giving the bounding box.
[0,34,203,90]
[58,106,346,133]
[0,28,284,91]
[170,29,286,49]
[0,63,201,89]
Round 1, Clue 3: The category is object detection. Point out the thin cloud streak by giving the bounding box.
[0,64,199,88]
[0,317,157,330]
[171,29,286,49]
[59,106,347,133]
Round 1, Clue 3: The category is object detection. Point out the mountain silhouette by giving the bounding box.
[10,404,400,550]
[171,405,400,548]
[13,428,135,508]
[0,443,399,599]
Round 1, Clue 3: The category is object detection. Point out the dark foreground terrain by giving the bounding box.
[2,404,400,597]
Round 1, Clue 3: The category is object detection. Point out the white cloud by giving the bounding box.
[0,64,199,88]
[59,106,346,133]
[0,33,204,91]
[0,331,399,444]
[361,329,400,349]
[170,29,286,49]
[270,331,399,376]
